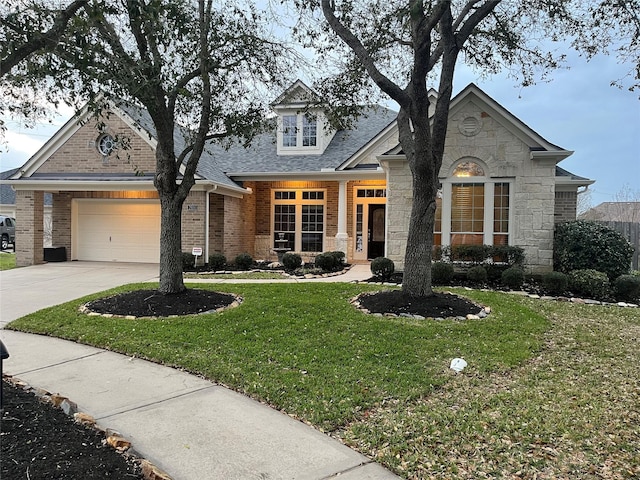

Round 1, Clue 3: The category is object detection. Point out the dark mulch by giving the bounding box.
[358,290,482,318]
[86,288,237,317]
[1,381,143,480]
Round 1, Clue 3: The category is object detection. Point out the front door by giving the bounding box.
[353,187,387,261]
[368,204,386,259]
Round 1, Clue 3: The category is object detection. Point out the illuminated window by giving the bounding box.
[273,190,325,252]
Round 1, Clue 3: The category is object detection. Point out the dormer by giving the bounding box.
[272,80,336,156]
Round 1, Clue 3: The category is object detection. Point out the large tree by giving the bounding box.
[4,0,291,294]
[295,0,633,297]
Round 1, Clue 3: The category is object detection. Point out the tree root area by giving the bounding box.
[358,290,482,318]
[86,289,236,317]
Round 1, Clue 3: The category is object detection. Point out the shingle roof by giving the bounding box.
[117,101,397,181]
[580,202,640,223]
[1,168,53,206]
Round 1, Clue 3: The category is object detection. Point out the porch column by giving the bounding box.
[334,180,348,255]
[16,190,44,267]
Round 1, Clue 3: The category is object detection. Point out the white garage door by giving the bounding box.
[76,200,161,263]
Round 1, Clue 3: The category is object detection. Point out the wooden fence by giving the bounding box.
[596,221,640,271]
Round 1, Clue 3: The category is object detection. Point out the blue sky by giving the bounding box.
[1,50,638,208]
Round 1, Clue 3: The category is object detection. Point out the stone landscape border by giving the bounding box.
[2,375,173,480]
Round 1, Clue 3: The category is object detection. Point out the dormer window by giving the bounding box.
[279,113,317,149]
[282,115,297,147]
[302,116,317,147]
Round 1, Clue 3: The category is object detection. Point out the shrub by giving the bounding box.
[328,250,346,266]
[315,252,338,272]
[234,252,253,271]
[451,244,490,263]
[282,252,302,271]
[467,265,488,284]
[371,257,395,280]
[492,245,525,266]
[208,253,226,271]
[501,266,525,290]
[432,262,454,285]
[614,274,640,302]
[542,271,569,295]
[554,220,634,280]
[569,269,611,300]
[181,252,196,270]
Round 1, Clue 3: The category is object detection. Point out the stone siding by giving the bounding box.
[383,98,558,273]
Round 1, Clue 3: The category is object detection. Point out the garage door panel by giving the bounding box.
[76,201,161,263]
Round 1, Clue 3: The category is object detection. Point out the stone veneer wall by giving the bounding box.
[384,99,559,274]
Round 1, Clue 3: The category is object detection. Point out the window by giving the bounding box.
[273,189,325,252]
[436,160,512,249]
[280,114,318,149]
[282,115,297,147]
[302,116,317,146]
[97,134,116,156]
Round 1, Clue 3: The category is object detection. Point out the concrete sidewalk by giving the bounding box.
[1,262,398,480]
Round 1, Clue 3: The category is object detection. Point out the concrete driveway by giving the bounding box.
[0,261,159,327]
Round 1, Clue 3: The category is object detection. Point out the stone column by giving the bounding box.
[16,190,44,266]
[334,180,348,255]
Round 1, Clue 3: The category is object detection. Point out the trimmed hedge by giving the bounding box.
[467,265,488,284]
[371,257,395,280]
[282,252,302,271]
[542,271,569,296]
[501,266,525,290]
[569,269,611,301]
[432,262,454,285]
[614,274,640,302]
[234,252,254,271]
[208,253,227,271]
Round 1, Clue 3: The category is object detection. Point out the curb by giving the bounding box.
[2,374,173,480]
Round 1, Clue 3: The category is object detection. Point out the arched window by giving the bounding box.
[434,159,511,250]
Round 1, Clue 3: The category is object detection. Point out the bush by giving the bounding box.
[554,220,634,280]
[181,252,196,270]
[451,244,490,263]
[282,252,302,271]
[492,245,525,266]
[234,252,254,271]
[467,265,488,284]
[614,274,640,302]
[371,257,395,280]
[432,262,454,285]
[569,269,611,300]
[314,251,345,272]
[208,253,226,271]
[542,271,569,295]
[501,266,525,290]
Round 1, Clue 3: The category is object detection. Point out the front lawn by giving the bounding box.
[7,283,639,478]
[0,253,16,270]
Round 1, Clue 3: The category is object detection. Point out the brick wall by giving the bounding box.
[15,190,44,266]
[181,191,206,254]
[554,190,578,224]
[52,193,72,259]
[36,112,156,175]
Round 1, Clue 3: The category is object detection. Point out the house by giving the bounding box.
[1,168,53,246]
[580,202,640,223]
[4,81,593,273]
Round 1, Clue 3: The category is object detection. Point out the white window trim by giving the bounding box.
[272,189,327,253]
[277,112,321,155]
[440,177,514,247]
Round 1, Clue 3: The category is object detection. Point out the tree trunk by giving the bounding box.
[158,193,186,294]
[398,105,442,297]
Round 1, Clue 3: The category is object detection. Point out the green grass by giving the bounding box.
[0,253,16,270]
[184,271,286,280]
[7,283,639,478]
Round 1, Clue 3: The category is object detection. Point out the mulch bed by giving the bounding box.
[357,290,482,318]
[1,380,143,480]
[85,288,237,317]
